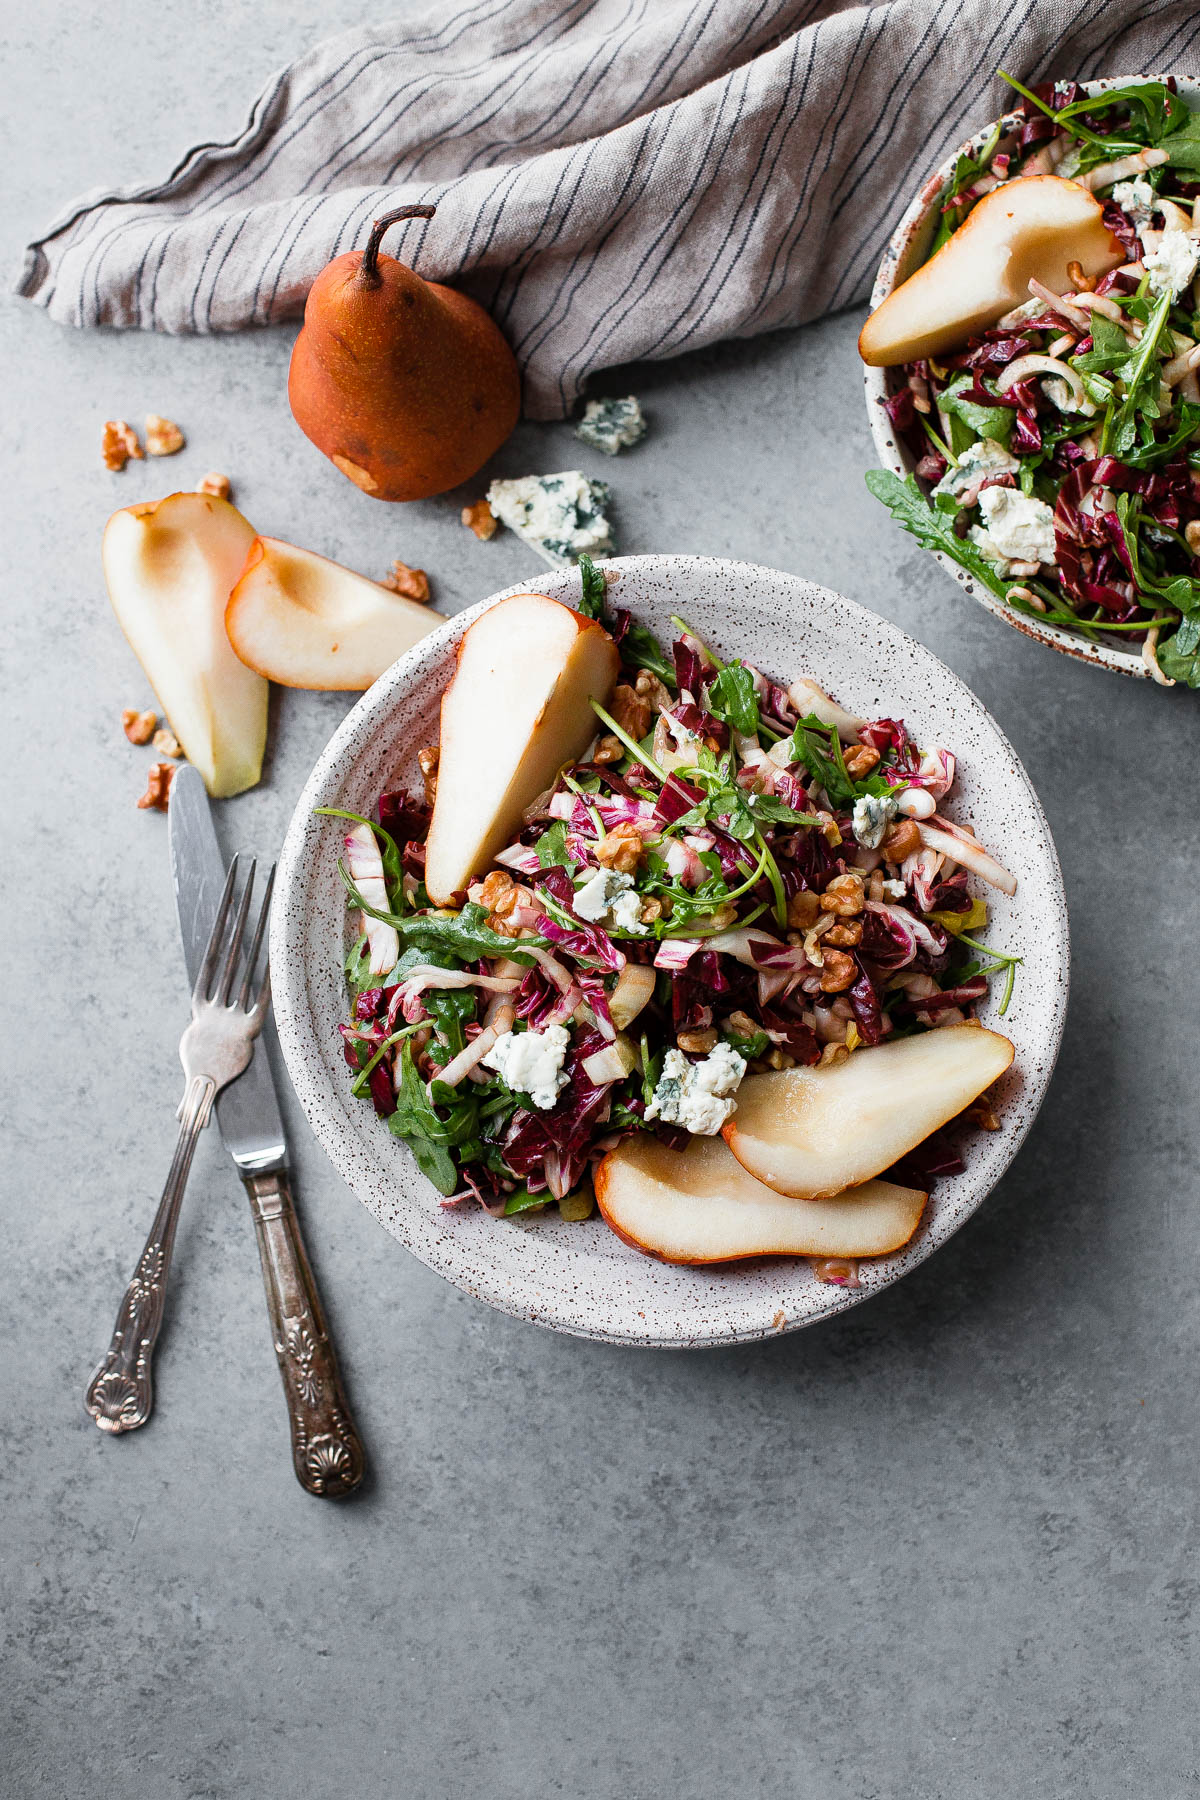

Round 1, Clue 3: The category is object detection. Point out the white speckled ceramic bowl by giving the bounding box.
[863,75,1194,680]
[272,557,1069,1347]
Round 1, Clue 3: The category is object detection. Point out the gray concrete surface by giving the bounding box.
[4,8,1199,1798]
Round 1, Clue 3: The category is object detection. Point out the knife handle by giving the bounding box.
[242,1170,366,1498]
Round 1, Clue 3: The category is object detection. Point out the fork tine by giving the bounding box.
[217,859,256,1007]
[238,864,275,1011]
[193,858,239,1008]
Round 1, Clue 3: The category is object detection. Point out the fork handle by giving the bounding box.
[85,1075,215,1433]
[242,1170,365,1498]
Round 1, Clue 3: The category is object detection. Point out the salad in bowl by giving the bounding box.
[324,558,1020,1281]
[862,74,1200,684]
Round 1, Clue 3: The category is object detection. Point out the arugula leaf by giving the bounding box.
[1164,106,1200,173]
[339,869,550,965]
[576,553,607,620]
[388,1043,459,1194]
[503,1186,551,1215]
[721,1027,769,1061]
[706,660,761,735]
[536,819,574,869]
[1056,80,1177,144]
[1103,289,1172,457]
[1072,313,1132,377]
[865,469,1014,602]
[1157,628,1200,685]
[747,792,817,827]
[425,987,477,1056]
[619,620,677,689]
[787,720,855,809]
[577,554,676,688]
[939,374,1015,446]
[1123,400,1200,470]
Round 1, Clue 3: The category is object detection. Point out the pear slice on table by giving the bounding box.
[724,1022,1013,1199]
[595,1133,927,1265]
[859,175,1123,366]
[102,491,268,798]
[225,537,437,690]
[424,593,618,904]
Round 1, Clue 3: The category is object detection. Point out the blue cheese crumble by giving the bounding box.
[852,792,898,849]
[1144,226,1200,301]
[645,1043,746,1135]
[1112,175,1156,225]
[971,486,1057,566]
[572,867,647,934]
[574,396,647,456]
[933,439,1019,499]
[482,1023,571,1110]
[486,471,614,567]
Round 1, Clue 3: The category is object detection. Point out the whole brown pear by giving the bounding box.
[288,205,521,502]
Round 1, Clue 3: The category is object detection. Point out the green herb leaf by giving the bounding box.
[340,870,550,966]
[576,553,607,619]
[1156,628,1200,685]
[706,660,761,735]
[939,374,1015,445]
[388,1043,459,1194]
[864,468,1014,603]
[722,1027,769,1061]
[536,819,575,870]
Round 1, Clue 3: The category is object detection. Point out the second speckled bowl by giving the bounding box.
[271,556,1069,1348]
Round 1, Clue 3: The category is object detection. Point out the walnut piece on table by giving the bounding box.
[145,414,185,456]
[103,421,143,471]
[137,762,177,812]
[122,707,157,745]
[381,559,431,602]
[461,499,498,540]
[152,727,182,758]
[197,471,232,500]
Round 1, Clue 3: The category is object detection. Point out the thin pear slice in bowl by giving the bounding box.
[723,1023,1014,1200]
[423,592,618,904]
[595,1133,927,1266]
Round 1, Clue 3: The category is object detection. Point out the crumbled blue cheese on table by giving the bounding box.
[852,793,898,849]
[486,471,614,567]
[572,867,647,934]
[1112,175,1156,224]
[482,1023,571,1110]
[933,439,1019,499]
[972,486,1057,566]
[1144,227,1200,301]
[645,1043,747,1135]
[574,396,647,456]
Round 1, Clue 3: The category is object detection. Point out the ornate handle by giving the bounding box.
[86,1076,215,1433]
[242,1170,365,1498]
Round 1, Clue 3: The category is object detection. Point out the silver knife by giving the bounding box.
[169,766,365,1498]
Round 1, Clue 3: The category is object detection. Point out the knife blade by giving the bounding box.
[167,765,365,1498]
[169,766,286,1176]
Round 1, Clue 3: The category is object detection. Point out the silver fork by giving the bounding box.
[86,857,273,1435]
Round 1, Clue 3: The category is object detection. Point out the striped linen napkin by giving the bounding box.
[17,0,1199,417]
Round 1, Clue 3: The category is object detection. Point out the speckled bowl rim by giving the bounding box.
[271,555,1069,1348]
[862,74,1192,681]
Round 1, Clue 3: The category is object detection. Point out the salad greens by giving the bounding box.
[329,562,1020,1219]
[867,74,1200,681]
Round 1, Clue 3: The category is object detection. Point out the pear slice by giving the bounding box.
[225,537,437,690]
[424,593,618,903]
[859,175,1123,367]
[595,1133,926,1265]
[102,491,268,798]
[724,1022,1013,1198]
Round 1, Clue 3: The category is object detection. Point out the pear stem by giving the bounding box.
[360,205,437,283]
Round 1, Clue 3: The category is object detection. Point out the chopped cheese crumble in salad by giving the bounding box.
[328,560,1020,1223]
[868,75,1200,685]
